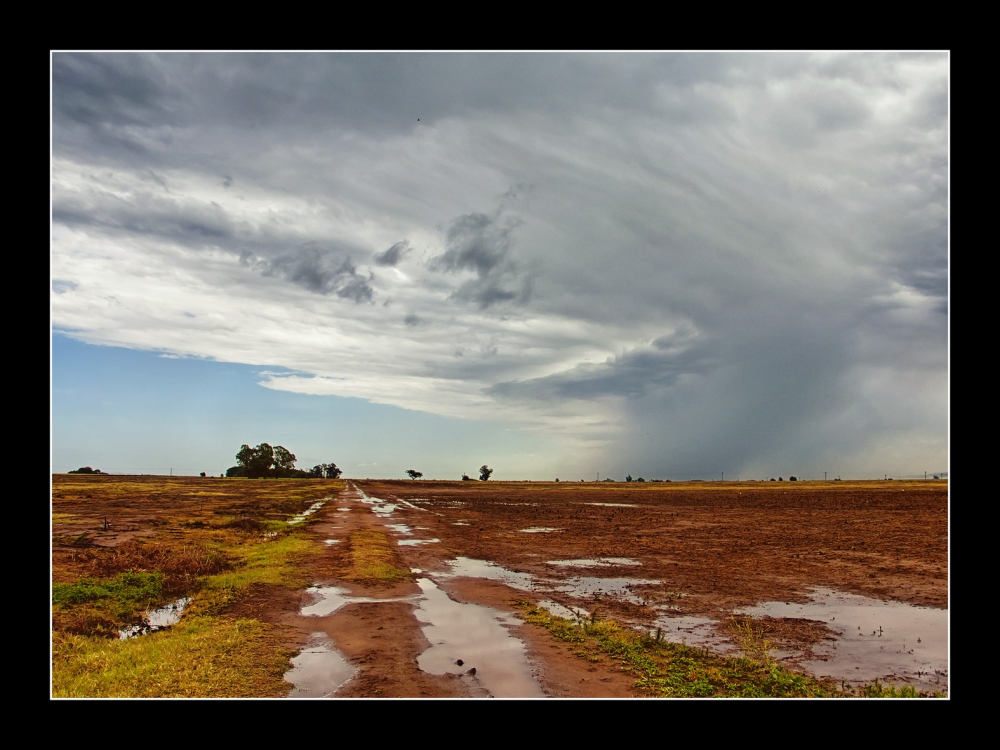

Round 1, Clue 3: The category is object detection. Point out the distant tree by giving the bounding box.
[69,466,105,474]
[626,474,633,482]
[479,465,493,481]
[236,443,275,479]
[636,477,645,482]
[778,477,784,481]
[273,446,297,474]
[407,469,423,480]
[555,478,559,482]
[309,463,342,479]
[199,472,206,477]
[461,473,471,481]
[789,476,798,482]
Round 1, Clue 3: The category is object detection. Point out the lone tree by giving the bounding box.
[407,469,423,480]
[479,465,493,481]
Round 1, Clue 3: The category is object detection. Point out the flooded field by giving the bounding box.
[52,475,947,698]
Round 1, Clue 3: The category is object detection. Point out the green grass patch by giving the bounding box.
[52,615,294,697]
[515,601,941,698]
[194,534,315,613]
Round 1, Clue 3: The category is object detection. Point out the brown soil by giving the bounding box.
[51,475,947,698]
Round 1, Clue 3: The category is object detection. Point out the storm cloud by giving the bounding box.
[51,52,948,479]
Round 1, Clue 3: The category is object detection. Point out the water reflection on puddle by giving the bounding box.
[301,585,417,616]
[738,587,948,691]
[289,499,327,524]
[387,523,413,535]
[553,576,660,605]
[414,578,544,698]
[436,557,539,591]
[583,502,637,507]
[547,558,641,568]
[520,527,562,533]
[652,611,737,652]
[536,599,587,621]
[435,558,659,606]
[285,633,356,698]
[398,538,440,546]
[118,597,190,639]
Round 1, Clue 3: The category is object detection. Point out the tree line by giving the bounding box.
[226,443,342,479]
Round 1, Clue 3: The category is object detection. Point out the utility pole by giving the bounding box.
[721,472,724,482]
[824,472,827,481]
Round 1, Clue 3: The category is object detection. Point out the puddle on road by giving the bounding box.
[285,633,356,698]
[435,557,539,592]
[652,610,739,652]
[414,577,544,698]
[738,587,948,692]
[553,576,661,605]
[289,499,328,524]
[301,585,418,616]
[520,527,562,533]
[536,599,588,621]
[583,502,637,507]
[398,538,440,546]
[324,539,340,545]
[118,597,190,639]
[453,521,470,526]
[386,523,413,535]
[336,507,351,512]
[435,557,660,607]
[355,488,403,517]
[547,558,641,568]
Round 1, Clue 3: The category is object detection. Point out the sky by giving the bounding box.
[50,52,948,480]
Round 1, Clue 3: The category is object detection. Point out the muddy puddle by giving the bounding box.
[536,599,588,620]
[301,585,417,616]
[652,611,739,652]
[547,558,641,568]
[398,538,440,546]
[737,587,948,692]
[324,539,341,545]
[583,502,637,507]
[386,523,412,535]
[414,577,544,698]
[285,633,356,697]
[289,499,328,524]
[520,527,562,533]
[434,557,661,607]
[118,597,190,639]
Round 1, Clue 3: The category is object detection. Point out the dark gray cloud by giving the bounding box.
[403,313,421,326]
[430,210,533,309]
[489,334,716,402]
[373,241,409,267]
[246,245,374,302]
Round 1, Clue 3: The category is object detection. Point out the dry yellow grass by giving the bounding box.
[344,529,410,583]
